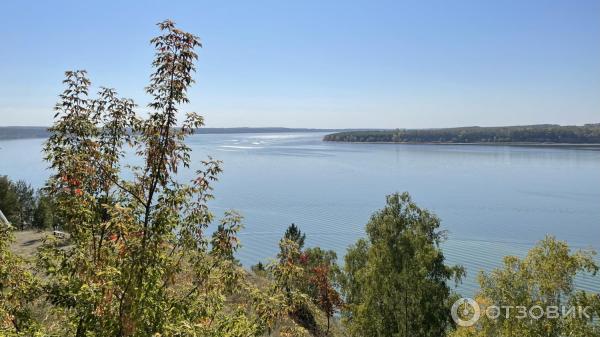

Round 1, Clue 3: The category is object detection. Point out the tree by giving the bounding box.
[284,223,306,250]
[341,192,465,337]
[302,247,339,272]
[451,236,600,337]
[0,176,55,230]
[267,239,312,335]
[32,191,55,230]
[272,239,307,306]
[12,181,36,229]
[251,261,267,276]
[33,20,273,337]
[309,265,343,334]
[0,176,19,225]
[301,247,343,311]
[263,225,345,336]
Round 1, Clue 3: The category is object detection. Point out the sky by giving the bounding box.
[0,0,599,129]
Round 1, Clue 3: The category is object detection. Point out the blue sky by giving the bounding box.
[1,0,599,128]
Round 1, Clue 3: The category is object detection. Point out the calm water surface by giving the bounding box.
[1,132,599,295]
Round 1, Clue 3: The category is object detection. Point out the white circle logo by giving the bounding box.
[451,298,481,327]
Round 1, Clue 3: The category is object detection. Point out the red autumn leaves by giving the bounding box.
[60,174,83,196]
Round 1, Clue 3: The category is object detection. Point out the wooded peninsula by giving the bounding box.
[323,124,600,145]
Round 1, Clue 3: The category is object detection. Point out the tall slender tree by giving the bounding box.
[36,20,270,337]
[309,264,343,334]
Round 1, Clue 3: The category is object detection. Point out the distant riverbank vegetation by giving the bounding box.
[324,124,600,144]
[2,21,600,337]
[0,127,51,140]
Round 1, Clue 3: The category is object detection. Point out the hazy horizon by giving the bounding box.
[1,0,599,128]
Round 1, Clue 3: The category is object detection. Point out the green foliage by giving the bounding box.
[451,236,600,337]
[24,19,280,337]
[251,261,267,277]
[341,192,465,337]
[0,220,43,336]
[2,20,348,337]
[32,191,55,230]
[271,239,309,306]
[302,247,338,274]
[324,124,600,144]
[264,226,345,336]
[11,181,36,229]
[0,176,57,230]
[0,176,19,225]
[280,225,343,303]
[301,247,342,306]
[261,239,313,335]
[284,223,306,251]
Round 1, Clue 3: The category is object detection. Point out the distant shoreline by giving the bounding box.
[323,124,600,149]
[326,140,600,150]
[0,126,359,141]
[5,125,600,151]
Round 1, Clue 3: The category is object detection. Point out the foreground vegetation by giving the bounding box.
[323,124,600,144]
[452,237,600,337]
[0,176,55,230]
[1,20,599,337]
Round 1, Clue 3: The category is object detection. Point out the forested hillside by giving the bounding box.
[0,127,50,140]
[324,124,600,144]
